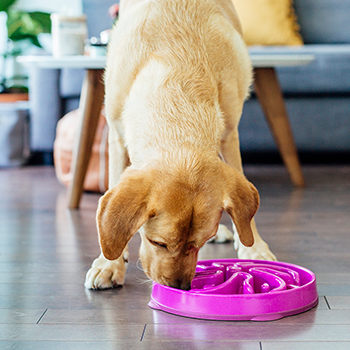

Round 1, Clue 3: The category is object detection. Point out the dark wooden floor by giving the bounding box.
[1,165,350,349]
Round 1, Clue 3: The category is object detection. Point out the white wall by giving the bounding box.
[13,0,83,15]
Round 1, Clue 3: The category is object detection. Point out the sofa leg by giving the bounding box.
[253,67,305,187]
[67,69,105,209]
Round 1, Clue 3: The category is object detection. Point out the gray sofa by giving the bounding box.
[28,0,350,163]
[240,0,350,158]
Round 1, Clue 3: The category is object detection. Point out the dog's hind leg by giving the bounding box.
[209,224,233,243]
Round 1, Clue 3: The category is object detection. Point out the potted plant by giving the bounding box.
[0,0,50,102]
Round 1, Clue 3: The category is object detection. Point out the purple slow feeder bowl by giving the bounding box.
[148,259,318,321]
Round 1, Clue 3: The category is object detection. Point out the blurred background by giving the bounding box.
[0,0,349,172]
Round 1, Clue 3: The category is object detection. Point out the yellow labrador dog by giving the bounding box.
[85,0,276,290]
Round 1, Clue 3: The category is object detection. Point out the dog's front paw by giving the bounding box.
[84,252,128,290]
[234,232,277,261]
[237,243,277,261]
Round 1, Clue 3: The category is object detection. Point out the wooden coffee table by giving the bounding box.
[18,53,314,208]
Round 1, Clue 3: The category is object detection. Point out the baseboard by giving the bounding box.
[242,151,350,165]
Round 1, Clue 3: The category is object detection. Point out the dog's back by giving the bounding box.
[106,0,252,167]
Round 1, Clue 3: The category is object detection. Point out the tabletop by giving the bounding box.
[17,53,315,69]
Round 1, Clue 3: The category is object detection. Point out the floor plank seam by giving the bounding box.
[36,309,48,324]
[324,296,331,310]
[140,324,147,341]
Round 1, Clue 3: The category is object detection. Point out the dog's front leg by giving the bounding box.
[232,216,277,261]
[85,128,131,289]
[220,128,277,261]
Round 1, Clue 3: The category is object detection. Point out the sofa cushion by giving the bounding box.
[294,0,350,44]
[239,96,350,152]
[232,0,303,46]
[249,45,350,93]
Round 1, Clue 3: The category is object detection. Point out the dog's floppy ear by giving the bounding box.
[221,164,259,247]
[97,169,152,260]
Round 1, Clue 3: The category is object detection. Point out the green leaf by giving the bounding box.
[0,0,17,13]
[29,12,51,33]
[6,10,51,47]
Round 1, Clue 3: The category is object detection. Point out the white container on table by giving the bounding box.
[51,14,88,57]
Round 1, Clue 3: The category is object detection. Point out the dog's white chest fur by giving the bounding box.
[123,59,224,168]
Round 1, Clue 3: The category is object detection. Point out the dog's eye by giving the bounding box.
[149,239,168,250]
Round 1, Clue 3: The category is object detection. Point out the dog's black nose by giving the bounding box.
[169,279,191,291]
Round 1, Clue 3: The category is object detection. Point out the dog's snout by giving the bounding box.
[169,278,192,291]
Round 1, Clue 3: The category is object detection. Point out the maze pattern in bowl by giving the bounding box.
[149,259,318,321]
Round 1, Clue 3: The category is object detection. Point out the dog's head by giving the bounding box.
[97,155,259,290]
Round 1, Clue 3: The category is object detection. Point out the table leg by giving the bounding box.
[67,69,105,208]
[253,67,305,187]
